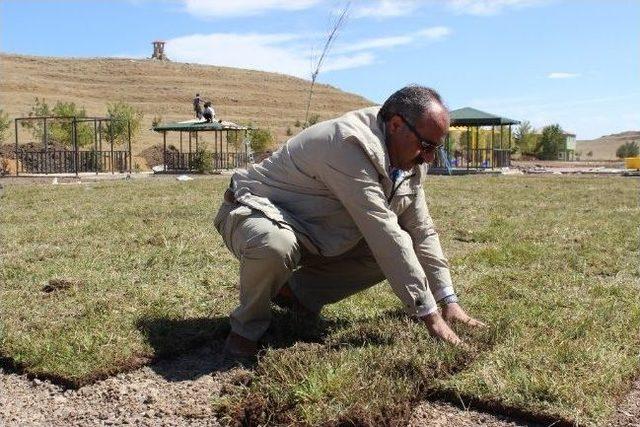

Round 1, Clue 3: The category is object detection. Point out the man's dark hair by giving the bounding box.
[378,85,447,125]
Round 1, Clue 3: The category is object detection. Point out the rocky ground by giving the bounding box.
[2,338,638,426]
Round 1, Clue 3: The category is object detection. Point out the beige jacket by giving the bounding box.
[230,106,454,316]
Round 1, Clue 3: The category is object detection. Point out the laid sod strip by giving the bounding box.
[215,176,640,426]
[1,176,638,426]
[216,305,500,426]
[0,178,238,386]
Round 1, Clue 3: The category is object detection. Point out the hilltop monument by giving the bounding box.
[151,40,168,61]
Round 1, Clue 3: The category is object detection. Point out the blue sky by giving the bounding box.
[1,0,638,139]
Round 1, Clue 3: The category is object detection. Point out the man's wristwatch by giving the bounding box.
[439,294,459,306]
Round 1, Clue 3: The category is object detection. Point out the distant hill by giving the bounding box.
[576,131,640,160]
[0,54,373,157]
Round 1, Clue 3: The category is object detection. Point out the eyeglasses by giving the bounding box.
[398,115,444,152]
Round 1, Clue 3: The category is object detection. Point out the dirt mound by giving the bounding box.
[1,142,73,160]
[139,145,167,168]
[138,144,184,169]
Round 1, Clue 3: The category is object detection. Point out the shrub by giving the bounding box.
[303,114,321,129]
[513,121,538,156]
[190,146,213,173]
[106,101,144,146]
[250,128,274,153]
[286,126,292,136]
[535,124,564,160]
[308,114,320,125]
[294,119,302,128]
[21,98,93,147]
[51,101,93,147]
[152,115,163,128]
[616,141,639,158]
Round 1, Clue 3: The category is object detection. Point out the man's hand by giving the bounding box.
[441,303,486,328]
[421,311,463,346]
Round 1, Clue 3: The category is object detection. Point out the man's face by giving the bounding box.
[386,107,449,171]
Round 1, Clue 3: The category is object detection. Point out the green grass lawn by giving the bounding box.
[1,175,638,425]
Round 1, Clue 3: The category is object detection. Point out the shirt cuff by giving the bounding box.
[433,285,455,302]
[415,303,438,318]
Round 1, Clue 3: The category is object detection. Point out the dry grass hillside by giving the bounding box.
[0,53,373,156]
[576,131,640,160]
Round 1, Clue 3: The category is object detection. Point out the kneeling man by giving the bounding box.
[214,85,485,358]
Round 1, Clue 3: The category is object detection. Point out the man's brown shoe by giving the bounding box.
[222,332,259,366]
[224,332,258,356]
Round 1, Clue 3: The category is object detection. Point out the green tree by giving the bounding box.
[190,145,213,173]
[21,97,51,142]
[249,128,274,152]
[21,98,93,147]
[106,101,143,146]
[616,141,639,158]
[536,124,564,160]
[51,101,93,147]
[0,109,10,143]
[513,121,538,155]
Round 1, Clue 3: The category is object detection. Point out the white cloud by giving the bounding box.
[334,36,413,54]
[165,23,450,78]
[352,0,421,18]
[183,0,320,17]
[547,72,580,79]
[165,32,311,76]
[445,0,549,16]
[323,53,376,72]
[333,27,451,54]
[415,26,452,40]
[165,32,375,77]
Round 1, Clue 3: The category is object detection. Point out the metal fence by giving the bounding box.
[15,149,130,174]
[164,151,250,171]
[159,128,250,172]
[446,148,511,169]
[13,116,131,176]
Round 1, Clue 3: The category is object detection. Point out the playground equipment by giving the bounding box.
[625,157,640,170]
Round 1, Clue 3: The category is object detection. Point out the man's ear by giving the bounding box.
[387,115,404,134]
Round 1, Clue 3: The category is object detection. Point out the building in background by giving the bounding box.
[558,132,576,161]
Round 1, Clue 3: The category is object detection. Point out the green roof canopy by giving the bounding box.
[153,121,249,132]
[450,107,520,126]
